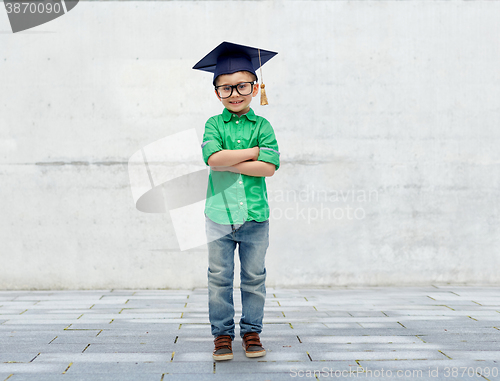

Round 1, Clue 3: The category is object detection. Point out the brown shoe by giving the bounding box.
[213,335,233,361]
[242,332,266,358]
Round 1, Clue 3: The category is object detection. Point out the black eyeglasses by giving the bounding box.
[215,82,255,99]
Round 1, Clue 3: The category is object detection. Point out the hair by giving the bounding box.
[214,71,258,87]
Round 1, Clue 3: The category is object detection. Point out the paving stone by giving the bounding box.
[0,344,88,353]
[0,362,65,373]
[120,309,187,314]
[78,313,182,319]
[442,351,500,361]
[8,374,162,381]
[357,359,500,380]
[286,342,442,352]
[101,323,182,331]
[123,300,186,307]
[83,304,132,310]
[28,303,97,309]
[382,309,468,317]
[0,310,29,315]
[295,322,364,331]
[108,318,208,324]
[34,352,169,362]
[126,295,189,300]
[175,327,212,337]
[12,297,93,302]
[264,306,318,313]
[357,358,487,369]
[171,351,214,362]
[179,312,209,319]
[434,342,500,350]
[258,334,304,343]
[162,374,294,381]
[307,328,418,336]
[0,334,57,344]
[20,309,121,315]
[216,360,358,374]
[429,327,500,334]
[92,297,130,303]
[446,305,500,311]
[2,319,80,325]
[50,330,102,338]
[1,314,83,321]
[95,328,180,337]
[81,343,175,353]
[357,322,412,329]
[65,361,213,374]
[0,353,40,362]
[53,333,176,345]
[425,300,485,306]
[308,350,447,361]
[396,319,481,328]
[0,324,70,331]
[62,322,113,330]
[419,333,500,343]
[300,335,421,344]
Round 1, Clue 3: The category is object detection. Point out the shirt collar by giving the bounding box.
[222,107,257,122]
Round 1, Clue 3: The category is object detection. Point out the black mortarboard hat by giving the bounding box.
[193,41,277,105]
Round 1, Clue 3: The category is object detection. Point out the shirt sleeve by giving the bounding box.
[257,119,280,171]
[201,118,223,166]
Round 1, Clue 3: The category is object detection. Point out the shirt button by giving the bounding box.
[236,121,239,124]
[237,140,241,143]
[239,181,242,184]
[240,202,243,205]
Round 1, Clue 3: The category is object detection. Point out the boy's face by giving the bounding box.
[214,71,259,116]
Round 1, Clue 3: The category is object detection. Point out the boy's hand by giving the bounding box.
[250,146,260,161]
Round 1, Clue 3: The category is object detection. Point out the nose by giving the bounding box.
[230,86,240,97]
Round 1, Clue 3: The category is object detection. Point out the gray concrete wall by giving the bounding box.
[1,1,499,289]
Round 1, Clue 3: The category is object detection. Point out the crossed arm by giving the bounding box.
[207,147,275,177]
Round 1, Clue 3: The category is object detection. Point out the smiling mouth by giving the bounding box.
[229,100,244,105]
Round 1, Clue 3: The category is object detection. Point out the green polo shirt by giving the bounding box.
[201,108,280,225]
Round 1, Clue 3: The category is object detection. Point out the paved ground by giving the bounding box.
[0,286,499,381]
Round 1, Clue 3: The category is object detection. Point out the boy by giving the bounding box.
[193,42,280,361]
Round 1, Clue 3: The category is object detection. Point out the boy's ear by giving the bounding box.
[214,89,222,101]
[252,83,259,98]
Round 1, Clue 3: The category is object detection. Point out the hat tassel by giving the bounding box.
[260,84,268,106]
[258,49,269,106]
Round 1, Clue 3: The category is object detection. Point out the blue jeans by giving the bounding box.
[205,215,269,340]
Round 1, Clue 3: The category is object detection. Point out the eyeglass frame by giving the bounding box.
[214,81,256,99]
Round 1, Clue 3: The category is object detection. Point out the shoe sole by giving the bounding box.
[213,353,233,361]
[244,349,266,358]
[242,342,266,358]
